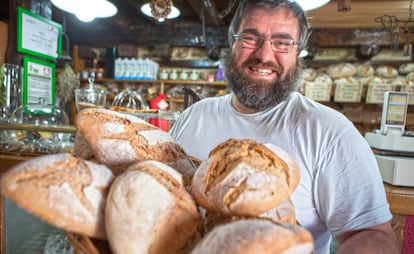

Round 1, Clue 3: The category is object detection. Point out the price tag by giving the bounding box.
[365,83,394,104]
[400,85,414,105]
[304,82,332,102]
[334,82,362,102]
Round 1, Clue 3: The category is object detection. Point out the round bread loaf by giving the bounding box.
[302,68,317,81]
[73,131,95,160]
[105,160,201,254]
[326,63,356,78]
[355,64,374,77]
[190,219,314,254]
[191,139,300,216]
[202,197,296,233]
[0,153,114,239]
[399,62,414,74]
[75,108,196,184]
[375,65,398,78]
[314,73,333,85]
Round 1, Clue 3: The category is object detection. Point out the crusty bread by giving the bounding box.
[75,108,196,184]
[326,63,356,78]
[0,153,114,239]
[314,73,333,85]
[191,139,300,216]
[355,64,374,77]
[375,65,398,78]
[399,62,414,74]
[333,77,360,86]
[202,197,297,233]
[73,131,95,160]
[302,68,317,81]
[190,219,314,254]
[105,160,201,254]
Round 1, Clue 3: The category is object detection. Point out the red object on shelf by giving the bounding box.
[148,93,169,131]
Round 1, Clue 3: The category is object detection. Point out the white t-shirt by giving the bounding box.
[169,92,392,254]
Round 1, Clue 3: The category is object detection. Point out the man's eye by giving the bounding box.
[274,39,291,46]
[243,36,258,43]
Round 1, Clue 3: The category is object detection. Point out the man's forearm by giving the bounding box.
[336,223,400,254]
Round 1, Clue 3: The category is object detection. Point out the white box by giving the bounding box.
[375,155,414,187]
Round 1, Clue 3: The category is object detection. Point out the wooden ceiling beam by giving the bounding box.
[185,0,225,26]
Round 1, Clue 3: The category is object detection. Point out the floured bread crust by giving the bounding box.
[0,153,114,239]
[191,139,300,216]
[202,197,297,233]
[190,219,314,254]
[75,108,197,184]
[105,160,201,254]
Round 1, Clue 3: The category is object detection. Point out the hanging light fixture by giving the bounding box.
[51,0,118,22]
[140,0,181,22]
[295,0,330,11]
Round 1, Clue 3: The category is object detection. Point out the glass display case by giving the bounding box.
[0,123,77,254]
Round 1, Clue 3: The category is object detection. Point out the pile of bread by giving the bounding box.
[302,62,414,89]
[1,108,314,254]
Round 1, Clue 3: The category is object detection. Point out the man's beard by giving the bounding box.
[223,52,303,112]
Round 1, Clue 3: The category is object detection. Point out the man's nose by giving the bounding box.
[254,40,276,63]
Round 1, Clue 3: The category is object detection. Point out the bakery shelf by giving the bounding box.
[83,78,228,87]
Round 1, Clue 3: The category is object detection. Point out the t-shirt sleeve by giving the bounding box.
[313,120,392,238]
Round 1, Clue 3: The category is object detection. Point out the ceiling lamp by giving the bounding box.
[140,0,181,22]
[51,0,118,22]
[295,0,330,11]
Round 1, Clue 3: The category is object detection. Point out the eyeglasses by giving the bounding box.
[232,33,298,53]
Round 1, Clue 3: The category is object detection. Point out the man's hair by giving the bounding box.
[228,0,311,53]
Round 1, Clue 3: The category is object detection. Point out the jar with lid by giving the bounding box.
[169,70,178,80]
[6,99,73,154]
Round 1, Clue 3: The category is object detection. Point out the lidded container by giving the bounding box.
[5,98,74,153]
[112,90,149,110]
[74,77,107,112]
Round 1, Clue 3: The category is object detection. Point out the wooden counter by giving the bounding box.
[385,183,414,216]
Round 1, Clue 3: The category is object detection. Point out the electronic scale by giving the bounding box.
[365,91,414,187]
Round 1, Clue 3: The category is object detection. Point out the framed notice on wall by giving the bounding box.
[22,56,55,114]
[17,7,62,60]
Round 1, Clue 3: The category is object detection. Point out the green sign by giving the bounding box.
[17,7,62,60]
[22,56,55,114]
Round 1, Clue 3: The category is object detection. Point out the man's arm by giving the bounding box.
[335,221,400,254]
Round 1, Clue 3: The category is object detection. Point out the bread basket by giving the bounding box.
[66,157,202,254]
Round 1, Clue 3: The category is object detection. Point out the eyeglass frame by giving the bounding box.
[232,33,298,53]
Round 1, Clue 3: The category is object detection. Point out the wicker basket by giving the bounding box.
[67,233,112,254]
[66,157,201,254]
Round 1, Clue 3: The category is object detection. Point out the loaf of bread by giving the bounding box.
[355,64,374,77]
[105,160,201,254]
[75,108,197,184]
[73,131,95,160]
[302,68,317,81]
[399,62,414,74]
[375,65,398,78]
[314,73,333,85]
[202,197,296,233]
[0,153,114,239]
[191,139,299,216]
[190,219,314,254]
[326,63,356,78]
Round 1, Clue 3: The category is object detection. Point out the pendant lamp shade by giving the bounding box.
[51,0,117,22]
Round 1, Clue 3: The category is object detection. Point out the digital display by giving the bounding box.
[385,93,408,125]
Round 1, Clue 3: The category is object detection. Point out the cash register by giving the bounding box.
[365,91,414,187]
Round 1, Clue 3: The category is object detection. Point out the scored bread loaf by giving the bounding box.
[202,197,297,233]
[105,160,201,254]
[75,108,196,184]
[190,219,314,254]
[191,139,300,216]
[0,153,114,239]
[375,65,398,78]
[326,63,356,78]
